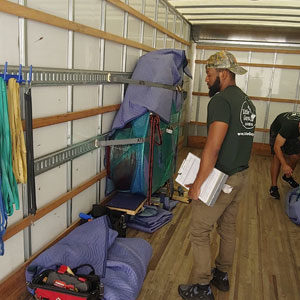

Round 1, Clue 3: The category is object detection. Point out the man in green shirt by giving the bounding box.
[269,112,300,199]
[178,51,256,300]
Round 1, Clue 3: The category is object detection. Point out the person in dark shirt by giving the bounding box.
[178,51,256,300]
[269,112,300,199]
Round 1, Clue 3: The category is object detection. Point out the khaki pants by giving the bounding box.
[190,169,248,284]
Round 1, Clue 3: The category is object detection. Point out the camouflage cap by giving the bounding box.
[206,50,247,75]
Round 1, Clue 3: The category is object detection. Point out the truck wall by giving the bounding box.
[2,1,299,296]
[0,0,191,286]
[188,27,300,151]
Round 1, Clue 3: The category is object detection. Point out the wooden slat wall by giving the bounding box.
[190,120,270,133]
[195,60,300,70]
[0,0,190,53]
[0,0,154,52]
[21,105,121,130]
[3,170,107,241]
[106,0,191,46]
[187,136,271,156]
[0,1,191,297]
[196,44,300,55]
[178,135,185,151]
[192,91,300,105]
[192,44,300,155]
[1,0,190,244]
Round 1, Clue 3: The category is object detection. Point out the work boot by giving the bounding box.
[269,186,280,199]
[178,283,214,300]
[210,268,229,292]
[282,175,299,188]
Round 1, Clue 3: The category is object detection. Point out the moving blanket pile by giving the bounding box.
[127,206,173,233]
[26,216,152,300]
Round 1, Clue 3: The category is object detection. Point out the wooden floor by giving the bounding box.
[128,147,300,300]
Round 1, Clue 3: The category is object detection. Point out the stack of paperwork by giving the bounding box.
[175,152,228,206]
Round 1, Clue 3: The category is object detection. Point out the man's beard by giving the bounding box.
[208,76,221,97]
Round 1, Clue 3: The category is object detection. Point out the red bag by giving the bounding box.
[29,264,104,300]
[35,287,90,300]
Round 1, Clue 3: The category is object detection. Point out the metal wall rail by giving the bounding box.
[110,75,180,91]
[34,121,180,176]
[0,64,184,176]
[0,65,132,86]
[0,65,185,90]
[34,134,146,176]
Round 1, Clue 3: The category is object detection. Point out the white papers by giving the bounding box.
[222,184,233,194]
[175,152,228,206]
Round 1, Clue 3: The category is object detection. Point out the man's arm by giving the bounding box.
[188,121,228,200]
[274,133,293,176]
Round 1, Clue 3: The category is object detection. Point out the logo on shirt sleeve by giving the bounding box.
[285,112,300,121]
[240,99,256,129]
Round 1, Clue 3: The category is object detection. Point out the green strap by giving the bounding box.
[0,78,19,216]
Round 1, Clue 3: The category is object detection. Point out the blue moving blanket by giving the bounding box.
[26,216,152,300]
[127,206,173,233]
[102,238,152,299]
[112,49,191,131]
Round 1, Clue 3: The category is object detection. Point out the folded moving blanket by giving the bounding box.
[26,216,152,300]
[111,49,191,131]
[127,206,173,233]
[102,238,152,300]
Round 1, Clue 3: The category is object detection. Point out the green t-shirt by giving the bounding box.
[270,112,300,139]
[207,85,256,176]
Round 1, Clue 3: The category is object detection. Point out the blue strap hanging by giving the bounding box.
[0,77,20,216]
[0,174,8,256]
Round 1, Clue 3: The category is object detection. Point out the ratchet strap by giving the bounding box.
[7,78,27,183]
[0,77,20,217]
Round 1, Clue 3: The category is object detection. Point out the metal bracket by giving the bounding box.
[98,137,145,147]
[33,122,179,176]
[109,75,179,91]
[34,135,145,175]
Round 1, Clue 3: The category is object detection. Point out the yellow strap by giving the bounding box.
[7,79,27,183]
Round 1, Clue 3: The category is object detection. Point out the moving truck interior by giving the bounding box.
[0,1,299,299]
